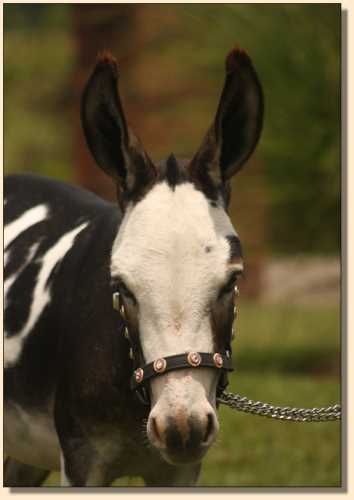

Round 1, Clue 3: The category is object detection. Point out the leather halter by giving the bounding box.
[112,291,237,406]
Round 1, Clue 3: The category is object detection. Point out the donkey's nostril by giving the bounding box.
[150,416,164,446]
[203,413,216,444]
[148,407,218,460]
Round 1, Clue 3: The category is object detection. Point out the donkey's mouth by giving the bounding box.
[160,446,209,466]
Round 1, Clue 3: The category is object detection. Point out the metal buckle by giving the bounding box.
[112,292,120,311]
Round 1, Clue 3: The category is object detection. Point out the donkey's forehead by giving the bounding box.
[125,181,234,236]
[111,180,242,282]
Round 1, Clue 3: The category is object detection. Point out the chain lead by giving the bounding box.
[217,391,341,422]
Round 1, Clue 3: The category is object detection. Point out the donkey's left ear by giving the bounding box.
[81,52,156,202]
[190,48,263,183]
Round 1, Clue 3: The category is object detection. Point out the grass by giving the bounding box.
[234,301,340,375]
[43,301,341,488]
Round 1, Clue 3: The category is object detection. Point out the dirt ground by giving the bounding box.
[261,256,340,306]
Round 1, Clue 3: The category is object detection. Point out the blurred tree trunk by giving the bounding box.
[229,158,267,299]
[72,4,184,200]
[72,4,139,201]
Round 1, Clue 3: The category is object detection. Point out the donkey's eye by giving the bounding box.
[116,280,136,302]
[219,271,241,297]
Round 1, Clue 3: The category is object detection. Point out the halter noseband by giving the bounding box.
[112,291,238,406]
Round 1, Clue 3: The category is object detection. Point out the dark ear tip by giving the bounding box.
[95,51,119,78]
[225,47,253,73]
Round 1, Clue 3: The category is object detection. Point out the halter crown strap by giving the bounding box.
[131,351,234,390]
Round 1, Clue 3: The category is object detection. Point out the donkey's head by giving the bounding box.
[81,49,263,466]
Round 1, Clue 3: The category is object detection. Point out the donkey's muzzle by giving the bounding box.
[149,410,218,465]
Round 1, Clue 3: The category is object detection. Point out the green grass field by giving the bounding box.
[43,301,341,487]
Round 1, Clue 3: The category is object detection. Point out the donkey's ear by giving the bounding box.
[190,48,263,183]
[81,53,156,200]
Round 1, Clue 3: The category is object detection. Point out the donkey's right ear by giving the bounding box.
[190,48,263,186]
[81,53,156,200]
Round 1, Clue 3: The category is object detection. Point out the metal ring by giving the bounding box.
[234,285,240,296]
[134,368,144,384]
[153,358,167,373]
[213,353,223,368]
[187,352,202,367]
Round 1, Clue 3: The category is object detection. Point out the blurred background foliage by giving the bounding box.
[4,3,340,256]
[4,4,341,488]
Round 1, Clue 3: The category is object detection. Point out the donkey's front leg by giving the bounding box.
[60,450,117,487]
[59,434,113,487]
[55,398,119,486]
[58,421,122,487]
[58,424,122,487]
[4,456,50,487]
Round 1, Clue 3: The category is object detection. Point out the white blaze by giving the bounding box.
[110,181,239,408]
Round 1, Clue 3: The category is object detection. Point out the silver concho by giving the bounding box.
[135,368,144,384]
[153,358,167,374]
[213,353,223,368]
[187,352,202,367]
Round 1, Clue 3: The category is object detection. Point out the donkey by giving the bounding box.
[4,48,263,487]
